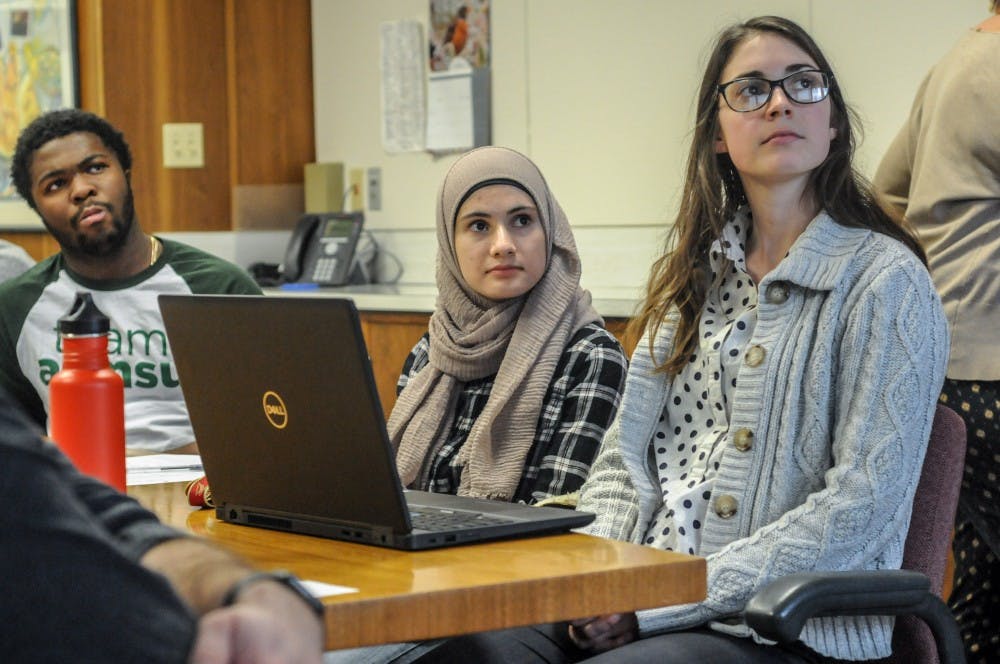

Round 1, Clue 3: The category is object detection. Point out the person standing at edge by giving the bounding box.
[0,109,261,454]
[874,3,1000,660]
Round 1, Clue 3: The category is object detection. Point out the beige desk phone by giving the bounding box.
[282,212,364,286]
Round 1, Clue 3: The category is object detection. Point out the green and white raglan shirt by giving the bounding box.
[0,238,261,452]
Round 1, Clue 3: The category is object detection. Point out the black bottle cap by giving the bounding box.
[58,292,110,335]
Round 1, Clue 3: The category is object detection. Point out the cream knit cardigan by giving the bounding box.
[577,213,949,661]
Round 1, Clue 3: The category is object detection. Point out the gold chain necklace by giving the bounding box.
[149,236,161,266]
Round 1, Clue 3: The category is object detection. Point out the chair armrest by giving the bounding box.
[744,570,929,642]
[744,570,965,663]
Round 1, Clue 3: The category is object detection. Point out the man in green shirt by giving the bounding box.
[0,109,261,453]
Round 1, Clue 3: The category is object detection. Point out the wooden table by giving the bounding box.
[129,482,706,650]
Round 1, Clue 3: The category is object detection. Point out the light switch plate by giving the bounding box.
[162,123,204,168]
[367,167,381,211]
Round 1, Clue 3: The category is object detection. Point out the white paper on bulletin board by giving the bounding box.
[379,20,426,153]
[425,69,474,153]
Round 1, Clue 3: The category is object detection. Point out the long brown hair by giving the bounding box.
[628,15,925,375]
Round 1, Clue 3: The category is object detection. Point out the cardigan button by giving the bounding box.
[715,495,738,519]
[745,345,765,367]
[765,281,789,304]
[733,428,754,452]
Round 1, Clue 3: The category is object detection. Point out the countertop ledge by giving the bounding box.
[262,284,640,319]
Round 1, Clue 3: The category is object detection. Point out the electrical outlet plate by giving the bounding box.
[367,167,382,211]
[162,123,204,168]
[349,168,365,211]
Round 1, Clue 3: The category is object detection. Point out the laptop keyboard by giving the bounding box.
[410,508,510,532]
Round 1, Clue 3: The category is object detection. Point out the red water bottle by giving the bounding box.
[49,292,126,491]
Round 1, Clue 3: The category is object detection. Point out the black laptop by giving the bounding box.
[158,294,593,550]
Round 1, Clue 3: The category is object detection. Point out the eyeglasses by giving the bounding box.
[717,69,833,113]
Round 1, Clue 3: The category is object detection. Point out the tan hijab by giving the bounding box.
[387,146,601,500]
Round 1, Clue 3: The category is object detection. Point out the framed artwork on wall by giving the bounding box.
[0,0,77,229]
[429,0,490,72]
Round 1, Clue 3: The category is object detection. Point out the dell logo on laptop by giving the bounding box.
[262,390,288,429]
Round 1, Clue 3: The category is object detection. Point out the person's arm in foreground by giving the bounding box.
[1,398,322,663]
[143,538,323,664]
[72,450,324,663]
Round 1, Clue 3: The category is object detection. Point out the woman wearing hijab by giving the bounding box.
[387,146,628,505]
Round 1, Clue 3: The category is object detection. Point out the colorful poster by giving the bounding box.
[0,0,76,227]
[429,0,490,72]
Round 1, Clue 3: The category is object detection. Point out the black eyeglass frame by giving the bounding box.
[717,69,834,113]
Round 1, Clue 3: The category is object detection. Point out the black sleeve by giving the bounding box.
[0,396,197,663]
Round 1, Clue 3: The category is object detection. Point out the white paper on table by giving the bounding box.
[302,579,358,598]
[126,454,204,486]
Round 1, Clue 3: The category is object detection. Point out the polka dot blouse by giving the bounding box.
[644,214,759,554]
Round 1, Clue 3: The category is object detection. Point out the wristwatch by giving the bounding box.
[222,569,325,619]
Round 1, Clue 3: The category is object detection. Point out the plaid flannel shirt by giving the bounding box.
[397,323,627,503]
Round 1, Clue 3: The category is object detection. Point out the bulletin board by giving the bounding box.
[379,1,491,155]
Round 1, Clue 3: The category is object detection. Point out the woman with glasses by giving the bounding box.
[401,15,949,664]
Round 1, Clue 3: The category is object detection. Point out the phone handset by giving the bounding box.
[281,215,320,283]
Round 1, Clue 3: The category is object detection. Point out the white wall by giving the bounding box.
[311,0,985,244]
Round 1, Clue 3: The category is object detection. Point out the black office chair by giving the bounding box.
[743,405,967,664]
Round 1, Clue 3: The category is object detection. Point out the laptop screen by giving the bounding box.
[159,294,412,533]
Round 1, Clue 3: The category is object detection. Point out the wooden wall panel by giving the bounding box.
[75,0,104,117]
[95,0,230,232]
[361,312,430,418]
[0,231,60,261]
[74,0,314,235]
[230,0,315,185]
